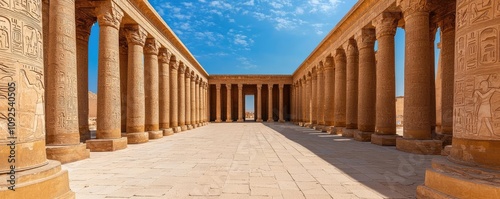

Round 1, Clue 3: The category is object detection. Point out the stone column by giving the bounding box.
[343,39,359,138]
[267,84,274,122]
[179,64,187,130]
[417,1,500,197]
[0,0,73,195]
[354,28,376,142]
[87,2,127,151]
[119,36,128,133]
[256,84,263,122]
[291,84,295,123]
[45,0,90,163]
[238,84,244,122]
[226,84,232,122]
[371,12,400,146]
[195,77,200,126]
[170,58,180,133]
[205,82,209,124]
[185,70,192,129]
[279,84,285,122]
[76,14,94,143]
[396,0,441,154]
[215,84,222,122]
[301,78,306,125]
[190,74,196,128]
[334,49,347,134]
[429,22,438,133]
[124,24,148,144]
[317,65,325,129]
[144,38,163,139]
[306,75,312,126]
[437,13,455,137]
[324,56,336,132]
[158,48,173,136]
[311,70,318,126]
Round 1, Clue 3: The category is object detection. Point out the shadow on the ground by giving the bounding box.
[262,122,437,198]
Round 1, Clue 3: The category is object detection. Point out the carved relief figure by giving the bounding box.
[21,69,44,134]
[457,7,468,30]
[11,18,22,53]
[0,62,14,140]
[0,17,9,50]
[0,0,9,8]
[474,75,500,137]
[470,0,493,23]
[24,25,40,58]
[457,36,465,72]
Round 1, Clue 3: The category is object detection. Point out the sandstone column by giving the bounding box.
[87,2,127,151]
[76,14,95,143]
[256,84,263,122]
[215,84,222,122]
[324,56,336,133]
[334,49,347,134]
[238,84,244,122]
[291,84,296,123]
[119,36,128,134]
[301,77,306,125]
[354,28,376,142]
[279,84,285,123]
[306,75,312,126]
[437,13,455,138]
[195,77,200,126]
[371,12,400,146]
[226,84,233,122]
[396,0,441,154]
[185,70,192,129]
[317,65,325,129]
[311,70,318,126]
[170,58,180,132]
[429,22,438,133]
[0,0,74,195]
[124,24,148,144]
[190,75,196,128]
[144,38,163,139]
[45,0,90,163]
[343,39,359,138]
[267,84,274,122]
[159,48,174,135]
[417,1,500,197]
[179,64,187,130]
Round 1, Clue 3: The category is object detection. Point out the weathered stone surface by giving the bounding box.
[371,134,400,146]
[353,131,373,142]
[86,137,128,152]
[396,138,442,155]
[46,144,90,164]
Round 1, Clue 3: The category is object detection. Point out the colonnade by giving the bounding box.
[291,0,457,155]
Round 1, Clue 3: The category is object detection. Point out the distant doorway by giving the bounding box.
[245,95,255,121]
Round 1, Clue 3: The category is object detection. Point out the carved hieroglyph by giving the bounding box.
[454,0,500,140]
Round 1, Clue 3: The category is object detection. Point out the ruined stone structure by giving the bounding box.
[1,0,499,198]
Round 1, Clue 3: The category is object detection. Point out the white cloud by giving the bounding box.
[182,2,193,7]
[210,1,233,9]
[234,34,254,47]
[308,0,341,13]
[243,0,254,6]
[237,57,258,70]
[295,7,304,15]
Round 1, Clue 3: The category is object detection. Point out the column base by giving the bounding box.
[126,132,149,144]
[416,157,500,199]
[371,134,400,146]
[148,130,164,139]
[267,119,274,123]
[298,122,305,126]
[162,128,174,136]
[181,125,188,131]
[237,119,244,122]
[305,123,312,128]
[46,143,90,164]
[342,128,355,138]
[279,120,285,123]
[226,120,233,123]
[354,131,373,142]
[173,126,182,133]
[187,125,193,130]
[86,137,127,152]
[434,132,453,146]
[396,137,442,155]
[215,120,222,123]
[256,119,263,122]
[328,127,344,135]
[314,125,325,131]
[0,160,74,199]
[80,130,91,143]
[441,145,452,156]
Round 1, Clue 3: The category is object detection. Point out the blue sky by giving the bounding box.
[86,0,441,111]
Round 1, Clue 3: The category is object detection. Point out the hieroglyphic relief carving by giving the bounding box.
[469,0,493,24]
[479,28,497,65]
[19,65,44,140]
[13,0,41,21]
[23,24,41,59]
[466,31,478,71]
[0,16,10,51]
[0,0,10,9]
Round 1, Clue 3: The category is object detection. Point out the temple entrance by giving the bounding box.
[245,95,255,121]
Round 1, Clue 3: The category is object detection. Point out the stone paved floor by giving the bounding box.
[64,123,438,199]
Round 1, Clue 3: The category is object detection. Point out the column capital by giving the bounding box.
[324,55,334,69]
[344,38,359,56]
[75,11,95,42]
[397,0,431,16]
[158,48,171,64]
[226,84,232,89]
[257,84,262,89]
[170,58,179,70]
[355,28,376,50]
[279,84,284,89]
[144,38,160,55]
[185,69,192,78]
[373,12,400,38]
[334,48,346,62]
[195,76,200,84]
[268,84,274,89]
[191,73,196,82]
[178,62,186,73]
[238,84,243,89]
[216,84,221,90]
[95,1,123,29]
[438,13,455,33]
[124,24,147,46]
